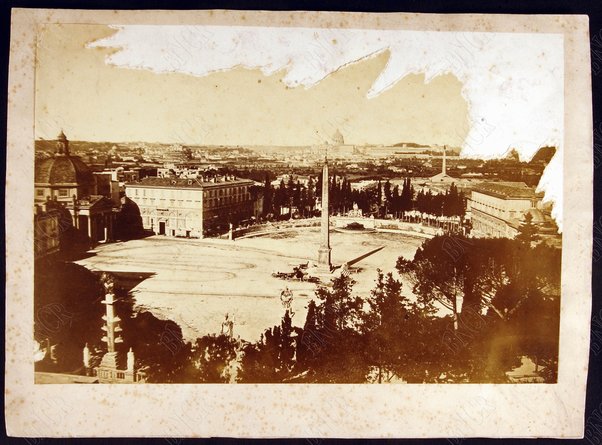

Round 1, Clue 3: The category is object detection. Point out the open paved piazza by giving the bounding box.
[75,229,425,341]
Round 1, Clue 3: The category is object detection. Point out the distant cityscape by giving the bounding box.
[34,133,552,188]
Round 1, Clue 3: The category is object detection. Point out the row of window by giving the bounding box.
[473,215,514,238]
[472,199,511,214]
[143,216,199,227]
[472,201,520,220]
[205,194,251,208]
[136,197,201,207]
[36,188,70,197]
[205,186,249,198]
[472,220,503,237]
[131,188,201,199]
[131,193,251,208]
[130,185,249,199]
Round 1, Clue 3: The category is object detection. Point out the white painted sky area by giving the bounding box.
[90,26,564,229]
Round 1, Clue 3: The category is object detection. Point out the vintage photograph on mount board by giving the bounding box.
[6,8,592,438]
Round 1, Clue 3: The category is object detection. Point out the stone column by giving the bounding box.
[100,275,122,353]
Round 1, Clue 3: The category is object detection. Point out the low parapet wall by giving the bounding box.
[232,216,439,240]
[334,216,376,229]
[373,219,440,236]
[232,218,321,239]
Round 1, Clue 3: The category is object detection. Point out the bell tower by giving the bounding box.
[55,130,70,156]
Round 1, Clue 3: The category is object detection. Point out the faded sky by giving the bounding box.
[35,24,469,146]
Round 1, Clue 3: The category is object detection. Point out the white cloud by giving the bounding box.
[89,25,564,230]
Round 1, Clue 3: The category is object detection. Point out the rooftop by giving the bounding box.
[473,181,543,199]
[64,195,115,210]
[35,155,95,185]
[126,176,254,189]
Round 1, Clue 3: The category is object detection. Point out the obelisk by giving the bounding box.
[442,145,447,176]
[318,156,332,269]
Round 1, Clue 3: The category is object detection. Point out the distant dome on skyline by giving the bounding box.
[332,129,344,145]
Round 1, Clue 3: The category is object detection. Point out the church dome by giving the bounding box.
[35,132,94,185]
[332,129,344,145]
[35,156,94,185]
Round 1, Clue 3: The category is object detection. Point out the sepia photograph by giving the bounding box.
[31,20,564,385]
[5,7,593,438]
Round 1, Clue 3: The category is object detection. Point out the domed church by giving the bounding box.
[35,131,96,203]
[34,131,116,245]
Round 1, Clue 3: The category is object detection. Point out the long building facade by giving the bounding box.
[125,176,255,238]
[469,181,546,238]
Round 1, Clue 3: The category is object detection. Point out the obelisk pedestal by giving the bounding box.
[318,245,331,268]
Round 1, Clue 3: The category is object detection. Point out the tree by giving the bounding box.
[273,180,288,216]
[376,179,383,214]
[239,310,299,383]
[391,185,400,216]
[316,170,322,199]
[123,311,196,383]
[396,235,561,382]
[315,274,362,333]
[114,197,144,240]
[193,334,239,383]
[401,177,414,213]
[307,176,316,212]
[344,177,352,210]
[263,174,273,217]
[292,180,302,210]
[361,270,408,382]
[297,300,319,366]
[396,236,469,320]
[329,174,335,210]
[515,212,539,246]
[383,180,392,215]
[297,274,366,382]
[279,310,296,370]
